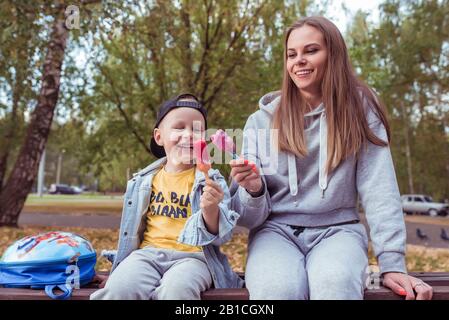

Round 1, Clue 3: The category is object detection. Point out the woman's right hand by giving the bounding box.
[230,158,263,195]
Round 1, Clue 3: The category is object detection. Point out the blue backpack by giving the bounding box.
[0,231,96,300]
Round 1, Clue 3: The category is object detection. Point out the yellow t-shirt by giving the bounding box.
[140,166,202,252]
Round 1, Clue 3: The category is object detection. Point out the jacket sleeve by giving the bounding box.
[111,177,139,272]
[179,171,240,247]
[356,105,407,275]
[230,114,271,230]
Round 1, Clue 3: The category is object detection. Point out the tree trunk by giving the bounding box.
[0,17,68,227]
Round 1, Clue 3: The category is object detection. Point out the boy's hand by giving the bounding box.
[92,274,108,289]
[201,180,223,235]
[230,158,263,196]
[200,179,224,216]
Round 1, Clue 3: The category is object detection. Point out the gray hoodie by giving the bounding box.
[230,91,407,274]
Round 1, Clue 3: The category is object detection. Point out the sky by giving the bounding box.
[327,0,382,33]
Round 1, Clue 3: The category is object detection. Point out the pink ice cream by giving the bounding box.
[210,129,236,155]
[193,140,211,181]
[210,129,257,173]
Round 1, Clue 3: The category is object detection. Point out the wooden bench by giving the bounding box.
[1,272,448,300]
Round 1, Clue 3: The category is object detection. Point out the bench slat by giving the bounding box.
[406,276,449,286]
[0,287,98,300]
[201,288,249,300]
[2,286,448,300]
[364,286,449,300]
[1,273,448,300]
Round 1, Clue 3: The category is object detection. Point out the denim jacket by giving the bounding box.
[109,157,244,289]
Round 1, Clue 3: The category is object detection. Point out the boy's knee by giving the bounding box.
[90,275,151,300]
[90,286,147,300]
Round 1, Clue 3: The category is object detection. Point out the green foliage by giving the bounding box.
[347,0,449,199]
[1,0,447,198]
[75,0,321,184]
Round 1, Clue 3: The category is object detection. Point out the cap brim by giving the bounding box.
[150,138,166,158]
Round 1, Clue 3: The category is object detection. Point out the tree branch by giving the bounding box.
[99,64,152,154]
[193,0,213,87]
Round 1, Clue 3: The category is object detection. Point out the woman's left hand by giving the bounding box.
[382,272,433,300]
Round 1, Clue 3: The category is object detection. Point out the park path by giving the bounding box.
[19,212,121,229]
[19,211,249,234]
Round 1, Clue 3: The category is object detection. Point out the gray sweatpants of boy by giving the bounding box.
[245,219,370,300]
[90,247,212,300]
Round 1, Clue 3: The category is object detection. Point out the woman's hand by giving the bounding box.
[230,158,263,195]
[382,272,433,300]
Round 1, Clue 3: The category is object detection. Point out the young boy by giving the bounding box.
[90,93,243,300]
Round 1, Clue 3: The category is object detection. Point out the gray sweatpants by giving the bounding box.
[245,219,369,300]
[90,247,212,300]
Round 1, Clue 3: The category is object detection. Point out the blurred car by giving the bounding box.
[31,185,48,194]
[70,186,83,194]
[401,194,449,217]
[48,184,80,195]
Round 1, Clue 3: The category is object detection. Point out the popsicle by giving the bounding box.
[210,129,237,159]
[210,129,257,173]
[193,139,211,181]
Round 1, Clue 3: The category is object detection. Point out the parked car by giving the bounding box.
[31,185,48,194]
[70,186,83,194]
[48,184,80,195]
[401,194,449,217]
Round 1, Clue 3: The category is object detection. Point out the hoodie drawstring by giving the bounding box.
[287,154,298,196]
[318,112,328,198]
[286,110,328,198]
[258,93,328,199]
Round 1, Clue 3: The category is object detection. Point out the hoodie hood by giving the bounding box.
[258,91,328,198]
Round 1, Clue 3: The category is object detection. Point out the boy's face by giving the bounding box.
[153,106,206,165]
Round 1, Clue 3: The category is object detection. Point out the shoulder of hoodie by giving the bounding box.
[246,90,281,127]
[248,88,382,126]
[358,87,383,126]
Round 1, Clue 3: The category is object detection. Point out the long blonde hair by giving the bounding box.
[273,16,390,175]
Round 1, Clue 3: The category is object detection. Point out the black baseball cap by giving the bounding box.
[150,93,208,158]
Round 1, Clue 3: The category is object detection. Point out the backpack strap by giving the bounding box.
[45,284,73,300]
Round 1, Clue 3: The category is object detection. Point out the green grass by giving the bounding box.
[24,194,123,215]
[26,193,123,203]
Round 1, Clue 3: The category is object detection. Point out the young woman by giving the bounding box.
[230,16,433,300]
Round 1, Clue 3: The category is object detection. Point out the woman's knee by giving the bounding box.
[154,278,204,300]
[245,266,309,300]
[246,277,308,300]
[245,227,308,299]
[308,265,365,300]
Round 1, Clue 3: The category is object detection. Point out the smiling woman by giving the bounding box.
[286,26,328,111]
[229,16,434,300]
